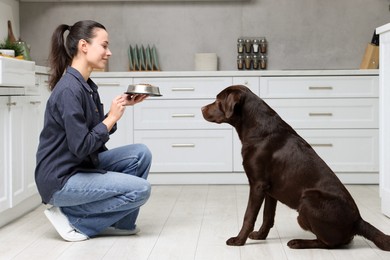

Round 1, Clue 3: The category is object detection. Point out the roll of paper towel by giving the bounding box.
[194,53,218,71]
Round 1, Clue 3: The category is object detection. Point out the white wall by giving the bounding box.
[19,0,390,71]
[0,0,19,42]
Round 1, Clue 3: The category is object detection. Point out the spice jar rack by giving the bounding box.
[237,37,267,70]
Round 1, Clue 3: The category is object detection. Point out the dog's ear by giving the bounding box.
[224,91,241,119]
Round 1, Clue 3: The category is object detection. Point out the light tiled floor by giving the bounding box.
[1,185,390,260]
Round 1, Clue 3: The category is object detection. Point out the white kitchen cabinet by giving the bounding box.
[259,75,379,183]
[135,130,233,172]
[232,77,260,92]
[296,129,378,173]
[133,77,234,178]
[0,95,41,213]
[264,98,378,129]
[0,97,10,212]
[10,96,41,206]
[259,76,378,98]
[93,78,134,149]
[377,23,390,217]
[133,77,233,99]
[91,71,378,184]
[0,68,47,227]
[134,99,230,130]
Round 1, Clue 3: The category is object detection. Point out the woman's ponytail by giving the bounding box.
[48,24,71,90]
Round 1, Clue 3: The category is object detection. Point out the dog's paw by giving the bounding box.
[287,239,301,249]
[226,236,246,246]
[249,231,267,240]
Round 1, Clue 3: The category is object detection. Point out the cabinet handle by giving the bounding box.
[310,143,333,147]
[30,101,42,105]
[172,114,195,118]
[308,86,333,90]
[171,87,195,92]
[309,112,333,117]
[96,82,121,86]
[7,102,16,106]
[171,144,196,148]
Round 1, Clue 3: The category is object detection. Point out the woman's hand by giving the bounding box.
[103,95,127,131]
[122,94,148,106]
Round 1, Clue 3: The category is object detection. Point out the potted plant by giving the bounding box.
[0,38,24,58]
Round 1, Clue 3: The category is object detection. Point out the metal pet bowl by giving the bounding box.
[125,84,162,97]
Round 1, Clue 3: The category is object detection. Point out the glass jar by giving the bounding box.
[237,55,244,70]
[260,37,267,53]
[252,55,259,70]
[260,54,267,70]
[252,39,260,53]
[237,38,244,54]
[245,55,252,70]
[244,38,252,53]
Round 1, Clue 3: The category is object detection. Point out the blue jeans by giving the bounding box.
[49,144,152,237]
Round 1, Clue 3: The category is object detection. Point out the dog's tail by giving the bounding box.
[356,219,390,251]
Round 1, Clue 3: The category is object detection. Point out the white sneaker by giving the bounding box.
[99,227,140,236]
[44,206,88,242]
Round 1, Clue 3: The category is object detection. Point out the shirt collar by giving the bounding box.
[66,66,98,93]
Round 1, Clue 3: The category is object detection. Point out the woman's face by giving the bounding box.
[86,28,112,70]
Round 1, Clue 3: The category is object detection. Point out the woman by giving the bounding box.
[35,20,151,242]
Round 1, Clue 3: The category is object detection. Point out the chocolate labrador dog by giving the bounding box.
[201,85,390,250]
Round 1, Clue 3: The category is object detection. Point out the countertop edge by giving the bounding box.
[35,65,50,74]
[90,69,379,78]
[377,23,390,35]
[34,67,379,77]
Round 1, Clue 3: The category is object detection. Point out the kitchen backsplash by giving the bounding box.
[19,0,390,71]
[0,0,19,43]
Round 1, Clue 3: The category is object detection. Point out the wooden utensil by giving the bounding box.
[7,20,17,43]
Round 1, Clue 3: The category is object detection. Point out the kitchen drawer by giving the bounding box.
[264,98,378,129]
[25,76,41,96]
[134,99,230,130]
[260,76,378,98]
[133,77,232,99]
[232,77,260,95]
[98,82,134,149]
[297,129,378,172]
[134,130,233,172]
[92,77,132,90]
[233,129,378,173]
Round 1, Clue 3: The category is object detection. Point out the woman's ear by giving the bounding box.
[79,39,88,54]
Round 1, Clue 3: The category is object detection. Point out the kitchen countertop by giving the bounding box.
[35,65,50,74]
[91,69,379,78]
[35,67,379,77]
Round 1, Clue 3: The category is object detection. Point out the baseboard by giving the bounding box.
[380,188,390,218]
[0,194,42,228]
[149,172,379,185]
